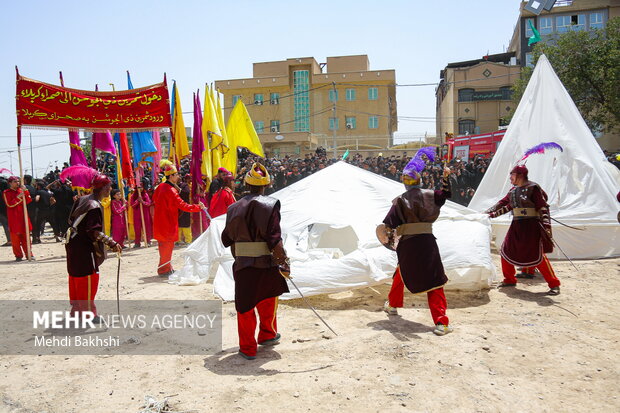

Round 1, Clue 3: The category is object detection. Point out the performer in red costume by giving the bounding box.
[62,166,122,321]
[209,171,236,218]
[221,163,290,360]
[378,147,453,336]
[153,160,205,277]
[3,176,33,261]
[486,165,561,295]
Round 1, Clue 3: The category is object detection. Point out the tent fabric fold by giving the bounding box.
[170,162,496,299]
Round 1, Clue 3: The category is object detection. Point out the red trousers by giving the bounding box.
[388,267,449,325]
[502,255,560,288]
[157,241,175,274]
[237,297,278,357]
[68,272,99,316]
[10,232,30,259]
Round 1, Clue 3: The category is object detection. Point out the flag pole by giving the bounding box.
[17,126,32,261]
[137,184,148,247]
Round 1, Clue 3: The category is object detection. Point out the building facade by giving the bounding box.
[214,55,397,157]
[508,0,620,68]
[507,0,620,150]
[435,53,521,142]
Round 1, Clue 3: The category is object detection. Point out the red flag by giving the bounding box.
[119,132,135,187]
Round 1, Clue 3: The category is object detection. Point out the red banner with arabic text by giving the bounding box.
[16,75,171,134]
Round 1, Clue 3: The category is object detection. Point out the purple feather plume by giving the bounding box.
[414,146,436,163]
[403,158,425,177]
[59,165,99,189]
[519,142,563,162]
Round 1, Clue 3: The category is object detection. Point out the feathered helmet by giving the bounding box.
[60,165,110,192]
[0,168,13,176]
[512,142,564,179]
[402,147,436,186]
[159,159,178,177]
[244,162,271,186]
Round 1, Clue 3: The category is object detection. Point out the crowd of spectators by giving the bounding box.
[233,146,492,206]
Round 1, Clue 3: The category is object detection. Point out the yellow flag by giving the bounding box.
[203,85,224,177]
[171,81,190,162]
[225,100,265,176]
[218,89,237,174]
[200,89,213,178]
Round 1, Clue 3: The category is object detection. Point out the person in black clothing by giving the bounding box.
[177,175,192,245]
[384,164,400,182]
[286,164,303,186]
[33,180,54,244]
[208,168,229,198]
[0,177,10,246]
[49,180,74,241]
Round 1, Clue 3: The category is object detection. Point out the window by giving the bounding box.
[556,15,572,33]
[458,88,474,102]
[345,88,356,101]
[270,120,280,132]
[368,116,378,129]
[329,89,339,102]
[525,53,534,68]
[539,17,553,35]
[500,86,513,101]
[345,116,356,130]
[525,18,534,38]
[254,121,264,133]
[590,12,603,30]
[368,87,378,100]
[293,70,310,132]
[253,94,263,105]
[572,14,585,31]
[232,95,241,106]
[458,120,475,135]
[270,92,279,105]
[329,117,339,130]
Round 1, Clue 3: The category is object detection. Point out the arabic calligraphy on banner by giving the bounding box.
[16,76,171,130]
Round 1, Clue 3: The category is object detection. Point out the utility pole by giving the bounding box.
[7,151,14,172]
[332,82,337,158]
[29,133,34,177]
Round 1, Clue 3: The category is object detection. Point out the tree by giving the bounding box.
[509,17,620,134]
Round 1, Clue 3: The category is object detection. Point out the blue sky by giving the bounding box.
[0,0,521,176]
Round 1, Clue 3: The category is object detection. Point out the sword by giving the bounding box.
[539,223,579,272]
[280,269,338,336]
[550,217,585,231]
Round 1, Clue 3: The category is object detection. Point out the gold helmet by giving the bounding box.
[159,159,178,176]
[244,162,271,186]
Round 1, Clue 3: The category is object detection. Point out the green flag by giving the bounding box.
[528,20,541,46]
[342,149,350,160]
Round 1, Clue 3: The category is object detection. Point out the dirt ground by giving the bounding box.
[0,232,618,413]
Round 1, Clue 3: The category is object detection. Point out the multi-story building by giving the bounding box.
[214,55,397,157]
[435,52,521,141]
[508,0,619,68]
[507,0,620,150]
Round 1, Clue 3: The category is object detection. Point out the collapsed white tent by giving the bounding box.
[469,54,620,259]
[170,161,496,300]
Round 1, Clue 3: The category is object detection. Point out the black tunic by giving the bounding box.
[221,194,289,313]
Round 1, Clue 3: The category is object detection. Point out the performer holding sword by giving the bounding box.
[485,143,563,296]
[221,162,290,360]
[378,147,454,336]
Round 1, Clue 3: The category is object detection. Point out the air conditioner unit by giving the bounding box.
[346,123,353,129]
[254,100,263,105]
[271,126,279,132]
[270,99,279,105]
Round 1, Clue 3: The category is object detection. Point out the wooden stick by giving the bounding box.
[137,187,148,247]
[17,127,32,261]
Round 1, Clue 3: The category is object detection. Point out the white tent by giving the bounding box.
[469,54,620,259]
[170,161,496,300]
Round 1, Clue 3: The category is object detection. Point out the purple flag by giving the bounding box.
[91,131,117,168]
[69,131,88,166]
[191,92,205,199]
[152,130,162,185]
